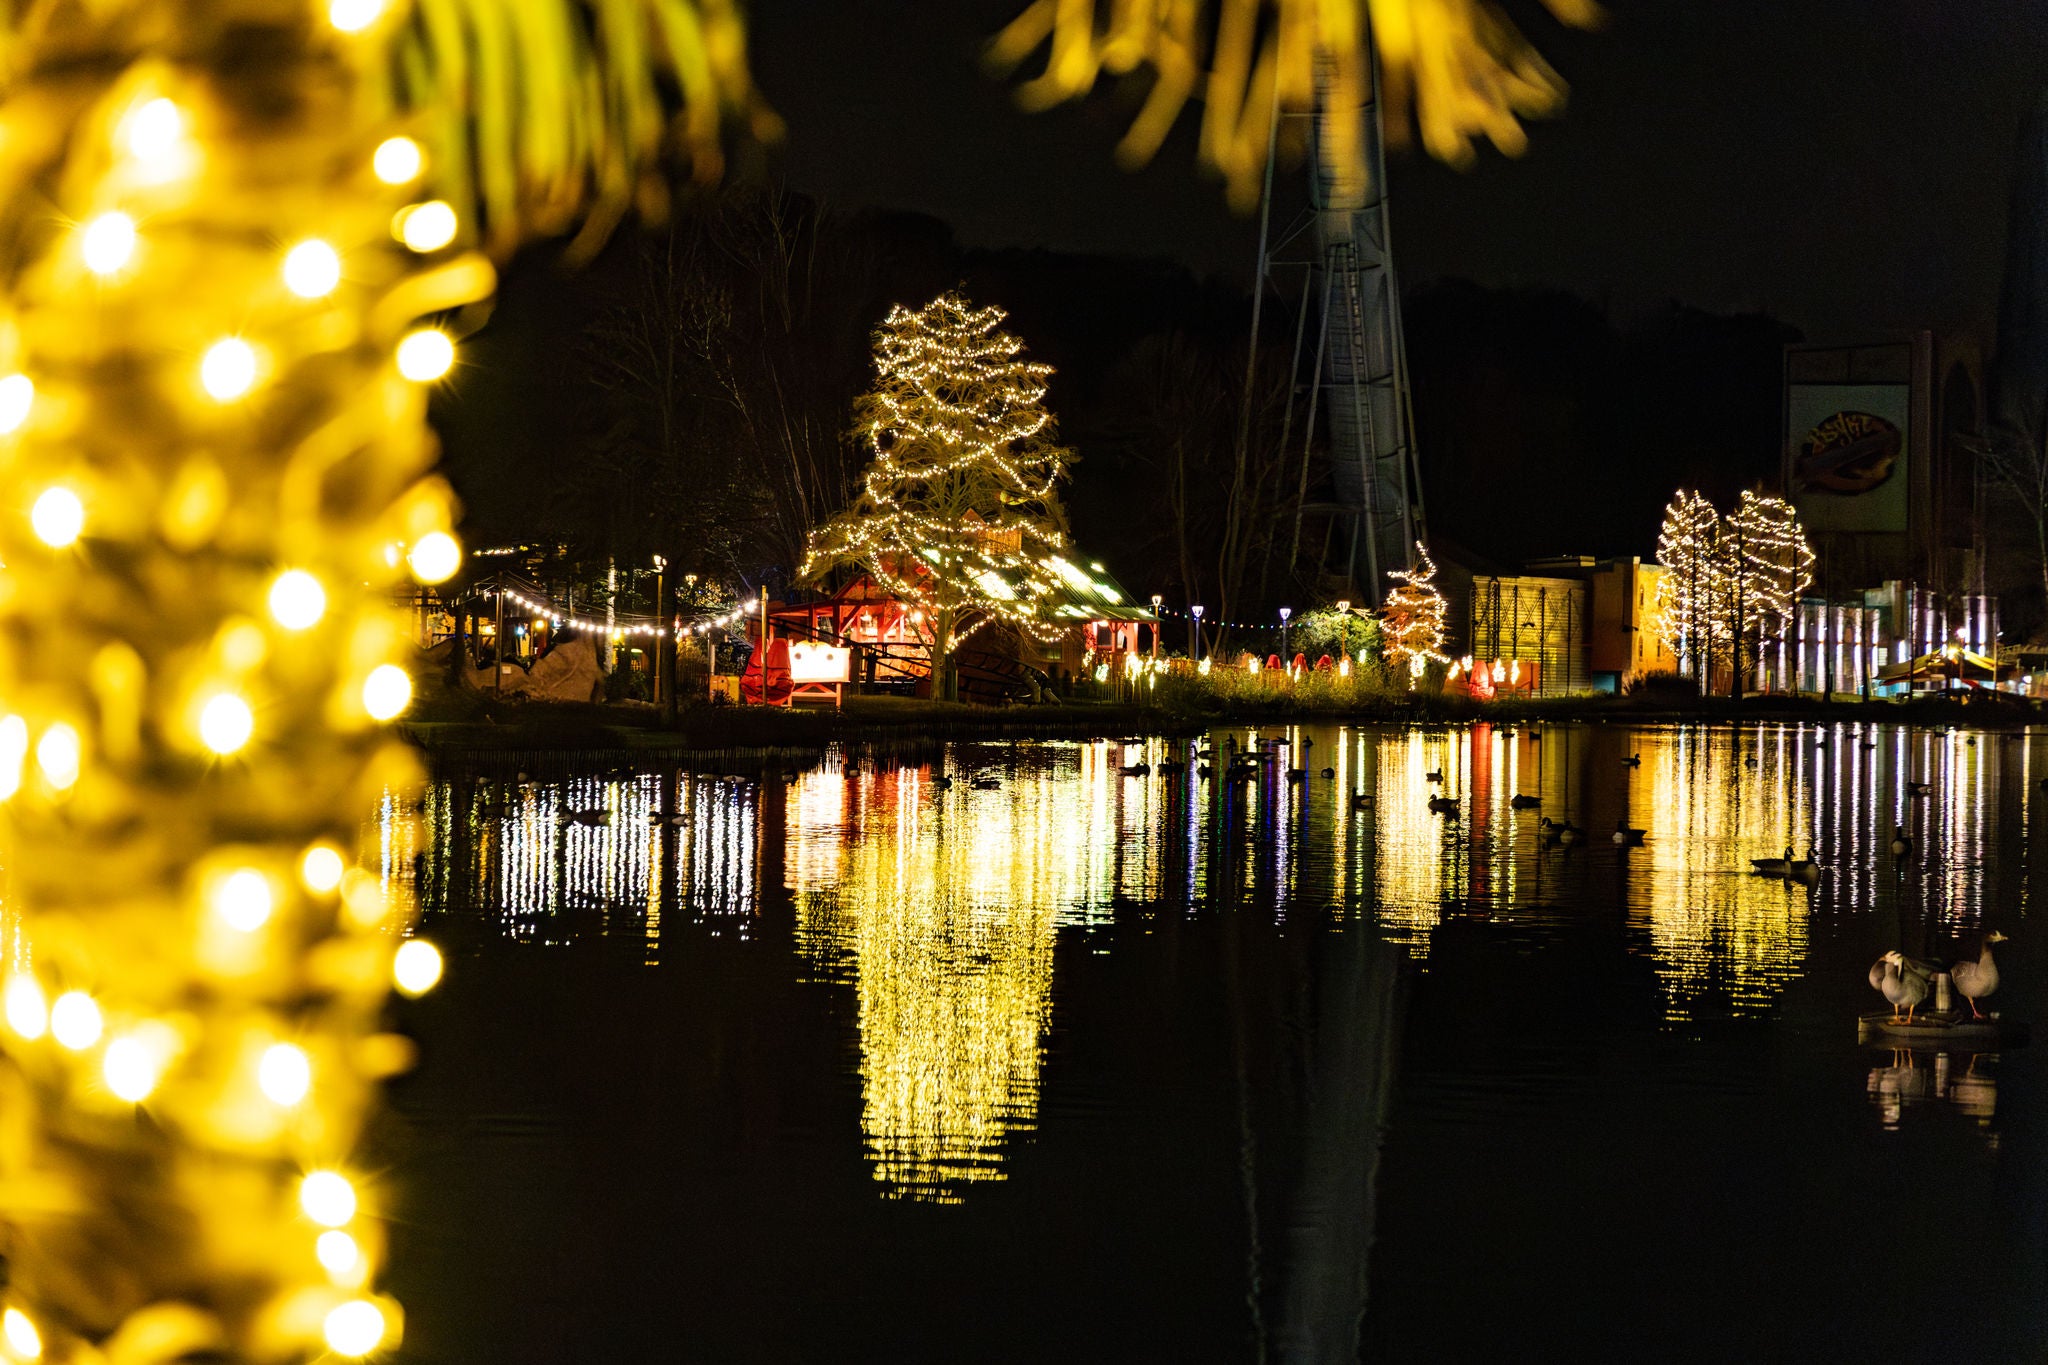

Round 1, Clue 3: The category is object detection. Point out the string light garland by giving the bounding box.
[801,293,1077,688]
[1727,489,1815,652]
[0,0,766,1359]
[1381,542,1450,680]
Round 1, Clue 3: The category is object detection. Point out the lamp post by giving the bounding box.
[1191,604,1204,661]
[1337,599,1351,660]
[1279,606,1292,669]
[1151,594,1162,659]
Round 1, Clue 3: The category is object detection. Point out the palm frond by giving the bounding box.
[989,0,1600,211]
[377,0,777,260]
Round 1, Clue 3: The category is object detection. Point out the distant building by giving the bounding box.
[1440,555,1676,696]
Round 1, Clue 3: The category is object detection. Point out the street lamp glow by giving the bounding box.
[5,974,46,1040]
[317,1229,361,1276]
[200,337,258,401]
[328,0,384,31]
[81,212,136,275]
[3,1307,41,1360]
[121,98,183,164]
[283,240,342,298]
[35,722,79,790]
[373,136,423,185]
[30,486,83,547]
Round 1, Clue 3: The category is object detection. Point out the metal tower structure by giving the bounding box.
[1315,46,1425,593]
[1270,38,1426,599]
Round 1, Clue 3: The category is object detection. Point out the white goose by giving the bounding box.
[1950,931,2009,1019]
[1879,952,1929,1022]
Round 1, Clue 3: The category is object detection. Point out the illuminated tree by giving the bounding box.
[1653,490,1727,691]
[989,0,1600,210]
[801,292,1075,699]
[1726,490,1815,692]
[1382,542,1450,681]
[0,0,764,1358]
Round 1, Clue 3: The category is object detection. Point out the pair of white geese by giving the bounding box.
[1871,932,2007,1022]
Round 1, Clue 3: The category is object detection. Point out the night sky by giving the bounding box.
[751,0,2048,342]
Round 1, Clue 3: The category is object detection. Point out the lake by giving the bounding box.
[368,720,2048,1362]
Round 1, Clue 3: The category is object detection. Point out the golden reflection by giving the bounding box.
[1633,727,1811,1020]
[788,760,1078,1200]
[1866,1049,1998,1145]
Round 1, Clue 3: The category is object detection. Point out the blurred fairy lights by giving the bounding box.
[0,0,768,1351]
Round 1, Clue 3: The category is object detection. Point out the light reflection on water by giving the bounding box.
[390,721,2018,1199]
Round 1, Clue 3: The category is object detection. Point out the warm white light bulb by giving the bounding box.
[396,200,456,252]
[373,136,422,185]
[49,992,100,1051]
[301,844,345,894]
[4,975,46,1040]
[269,569,326,630]
[35,723,78,790]
[328,0,384,31]
[393,939,443,997]
[122,97,183,164]
[213,868,273,932]
[81,212,136,275]
[283,240,342,299]
[0,374,35,435]
[323,1300,385,1357]
[407,530,461,582]
[395,328,454,382]
[317,1228,361,1276]
[258,1042,311,1105]
[102,1036,157,1102]
[300,1170,357,1226]
[198,693,254,755]
[30,486,83,547]
[3,1306,40,1360]
[1,1309,38,1358]
[362,664,411,720]
[200,338,258,401]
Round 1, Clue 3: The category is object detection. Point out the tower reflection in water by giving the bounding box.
[388,721,2006,1199]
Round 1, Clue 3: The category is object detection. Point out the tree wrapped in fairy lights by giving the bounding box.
[0,0,766,1359]
[1726,489,1815,691]
[802,292,1075,699]
[1652,489,1727,690]
[1381,542,1450,681]
[1652,489,1815,694]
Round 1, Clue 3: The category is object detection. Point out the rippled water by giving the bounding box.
[370,721,2048,1362]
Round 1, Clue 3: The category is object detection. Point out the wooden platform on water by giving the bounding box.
[1858,1010,2030,1049]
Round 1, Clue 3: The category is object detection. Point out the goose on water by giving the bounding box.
[971,776,1000,790]
[1878,952,1930,1022]
[1538,817,1564,847]
[1320,766,1336,779]
[1427,795,1458,817]
[934,775,954,790]
[1751,846,1794,878]
[1119,762,1150,777]
[1286,768,1307,784]
[1906,781,1932,798]
[1351,792,1373,810]
[1889,826,1913,858]
[1787,847,1822,884]
[1612,819,1646,847]
[1622,754,1641,768]
[1951,931,2009,1018]
[1510,793,1541,809]
[1557,820,1583,846]
[1425,769,1444,784]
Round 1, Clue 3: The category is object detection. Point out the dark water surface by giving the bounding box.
[369,722,2048,1363]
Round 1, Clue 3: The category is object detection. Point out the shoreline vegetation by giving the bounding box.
[403,672,2048,756]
